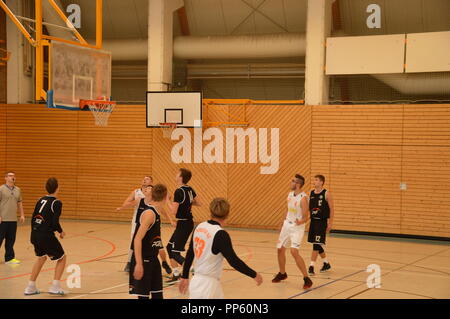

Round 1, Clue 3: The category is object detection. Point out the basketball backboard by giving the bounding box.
[146,91,202,128]
[47,41,111,110]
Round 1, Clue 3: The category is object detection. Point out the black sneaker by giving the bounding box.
[162,261,172,275]
[271,272,288,283]
[303,277,313,289]
[308,266,315,276]
[320,262,331,272]
[124,262,131,272]
[166,273,180,283]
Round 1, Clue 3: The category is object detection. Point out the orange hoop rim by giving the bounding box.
[159,122,178,128]
[79,99,116,110]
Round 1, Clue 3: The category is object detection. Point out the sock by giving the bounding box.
[28,281,36,288]
[173,268,180,276]
[323,258,328,264]
[310,261,315,267]
[52,280,61,288]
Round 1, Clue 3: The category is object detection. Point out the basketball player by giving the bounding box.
[179,198,263,299]
[129,184,167,299]
[116,176,172,275]
[308,175,334,275]
[166,168,200,282]
[24,178,66,296]
[272,174,313,289]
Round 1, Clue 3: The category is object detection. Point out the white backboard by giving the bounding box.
[146,91,202,128]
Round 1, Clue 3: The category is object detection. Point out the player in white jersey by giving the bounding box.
[116,176,173,274]
[272,174,313,289]
[179,198,263,299]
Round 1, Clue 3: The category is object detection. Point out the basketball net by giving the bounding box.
[80,98,116,127]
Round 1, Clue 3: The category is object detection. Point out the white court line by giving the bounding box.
[69,283,129,299]
[69,252,254,299]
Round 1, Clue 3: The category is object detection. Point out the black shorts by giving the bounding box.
[129,255,162,297]
[31,232,65,261]
[307,219,328,245]
[168,219,194,252]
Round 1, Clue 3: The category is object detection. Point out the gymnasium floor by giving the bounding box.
[0,220,449,299]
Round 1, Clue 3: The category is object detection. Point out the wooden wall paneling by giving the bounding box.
[330,144,402,233]
[76,105,152,221]
[5,105,78,219]
[227,104,311,229]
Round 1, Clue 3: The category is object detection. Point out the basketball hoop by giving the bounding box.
[80,98,116,127]
[160,122,178,138]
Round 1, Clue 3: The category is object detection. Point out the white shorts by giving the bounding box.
[189,274,224,299]
[276,220,305,249]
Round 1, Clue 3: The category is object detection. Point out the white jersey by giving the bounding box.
[285,191,307,223]
[134,188,145,201]
[130,188,146,236]
[192,221,224,280]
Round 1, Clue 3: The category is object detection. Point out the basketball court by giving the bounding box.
[0,221,448,299]
[0,0,449,300]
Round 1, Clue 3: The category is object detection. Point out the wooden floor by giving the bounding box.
[0,220,449,299]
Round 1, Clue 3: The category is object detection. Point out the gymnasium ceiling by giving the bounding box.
[58,0,450,40]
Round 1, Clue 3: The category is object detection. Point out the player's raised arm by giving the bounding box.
[116,190,138,211]
[133,209,155,280]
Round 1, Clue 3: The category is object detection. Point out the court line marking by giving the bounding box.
[335,246,450,299]
[287,269,366,299]
[0,233,116,281]
[69,283,128,299]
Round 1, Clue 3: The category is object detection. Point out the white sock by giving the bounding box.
[28,281,36,288]
[310,261,315,267]
[52,280,61,288]
[173,268,180,276]
[323,258,328,264]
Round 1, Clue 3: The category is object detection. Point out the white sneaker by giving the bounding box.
[24,286,40,296]
[48,286,66,295]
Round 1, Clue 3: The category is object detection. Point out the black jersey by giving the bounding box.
[309,189,330,220]
[173,185,197,220]
[131,198,163,258]
[31,196,63,234]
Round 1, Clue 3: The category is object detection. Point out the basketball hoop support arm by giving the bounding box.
[0,0,103,101]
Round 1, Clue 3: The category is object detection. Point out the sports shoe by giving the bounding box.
[271,272,288,283]
[308,266,315,276]
[166,273,180,283]
[124,262,131,272]
[24,286,40,296]
[320,262,331,273]
[48,286,66,295]
[303,277,313,289]
[162,261,172,275]
[5,258,21,264]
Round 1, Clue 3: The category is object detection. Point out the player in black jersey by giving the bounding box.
[129,183,168,299]
[307,175,334,275]
[24,178,66,296]
[166,168,200,282]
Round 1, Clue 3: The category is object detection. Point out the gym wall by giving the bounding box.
[1,103,449,238]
